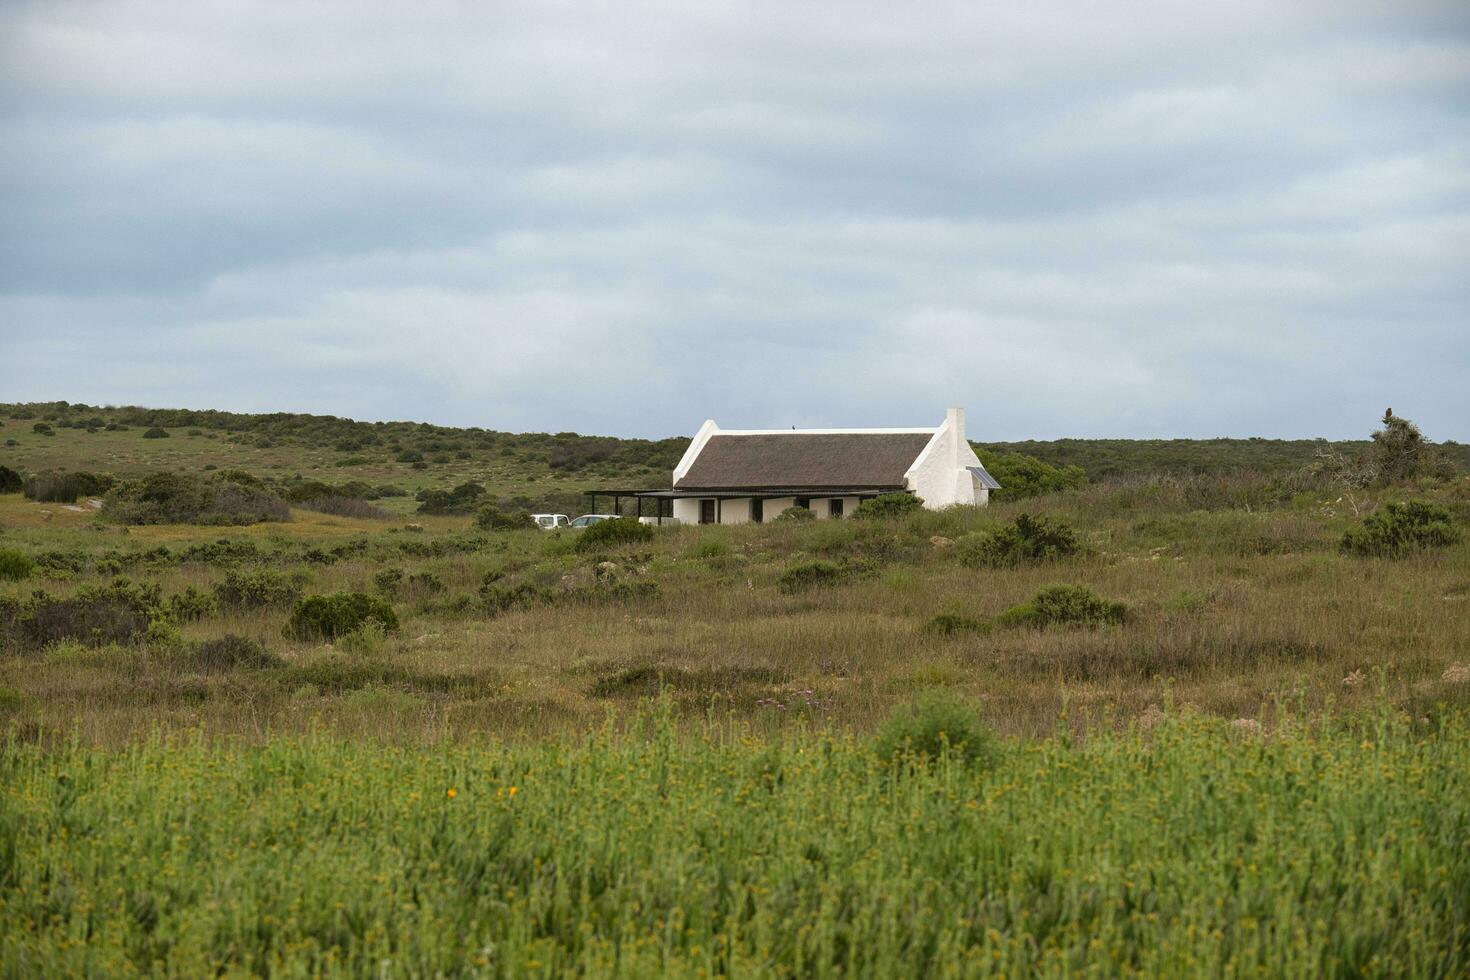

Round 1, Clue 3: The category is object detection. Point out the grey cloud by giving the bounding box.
[1,0,1466,439]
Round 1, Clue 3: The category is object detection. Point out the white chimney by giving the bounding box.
[946,407,965,467]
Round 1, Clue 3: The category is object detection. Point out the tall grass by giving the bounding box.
[2,707,1467,976]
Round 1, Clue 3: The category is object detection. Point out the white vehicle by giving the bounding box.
[638,516,680,526]
[532,513,570,530]
[568,514,619,528]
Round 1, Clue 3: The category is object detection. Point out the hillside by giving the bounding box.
[5,401,1464,513]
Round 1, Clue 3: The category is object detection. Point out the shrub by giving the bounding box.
[0,465,22,494]
[873,691,1000,768]
[14,580,162,649]
[286,592,399,641]
[31,423,53,436]
[0,547,35,582]
[853,492,923,519]
[167,586,217,622]
[373,568,405,596]
[1369,410,1437,484]
[103,472,290,525]
[187,635,281,672]
[1341,501,1461,558]
[974,449,1087,500]
[774,506,815,522]
[956,513,1081,568]
[481,583,555,615]
[142,427,170,439]
[923,613,987,636]
[777,559,853,593]
[474,505,535,531]
[214,569,301,609]
[994,584,1127,629]
[574,517,654,553]
[299,497,392,520]
[415,482,485,515]
[23,470,111,504]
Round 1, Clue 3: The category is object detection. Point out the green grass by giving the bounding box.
[3,707,1467,976]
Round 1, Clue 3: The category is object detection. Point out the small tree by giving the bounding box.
[853,492,923,519]
[1370,409,1434,484]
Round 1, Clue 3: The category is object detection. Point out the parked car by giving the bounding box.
[568,514,618,528]
[532,513,570,530]
[637,516,681,526]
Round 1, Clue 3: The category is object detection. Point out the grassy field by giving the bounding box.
[4,709,1468,976]
[3,404,1470,974]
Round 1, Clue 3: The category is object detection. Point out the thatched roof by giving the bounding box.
[675,432,934,491]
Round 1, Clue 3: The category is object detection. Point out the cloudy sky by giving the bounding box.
[1,1,1466,440]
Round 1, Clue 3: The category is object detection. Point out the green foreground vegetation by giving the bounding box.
[4,708,1468,976]
[3,401,1470,975]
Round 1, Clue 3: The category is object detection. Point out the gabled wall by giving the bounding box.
[904,408,988,508]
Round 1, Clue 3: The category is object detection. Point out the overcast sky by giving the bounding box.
[1,1,1467,440]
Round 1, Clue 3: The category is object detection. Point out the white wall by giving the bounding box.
[719,499,751,525]
[904,407,989,508]
[672,497,703,525]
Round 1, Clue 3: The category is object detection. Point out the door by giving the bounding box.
[751,498,763,523]
[699,499,716,525]
[828,498,844,518]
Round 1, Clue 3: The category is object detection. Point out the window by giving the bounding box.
[751,498,763,523]
[699,499,716,525]
[795,497,810,510]
[828,498,844,518]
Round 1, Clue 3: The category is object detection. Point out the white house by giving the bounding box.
[586,408,999,524]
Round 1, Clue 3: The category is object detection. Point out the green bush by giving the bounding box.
[186,635,281,672]
[873,691,1000,768]
[23,470,112,504]
[103,472,290,525]
[0,547,35,582]
[0,465,22,494]
[974,449,1087,500]
[286,593,399,641]
[923,613,987,636]
[167,586,218,622]
[31,423,53,436]
[415,482,485,515]
[956,513,1081,568]
[777,559,850,593]
[995,584,1127,629]
[1340,501,1461,558]
[852,492,923,519]
[214,569,301,609]
[142,427,170,439]
[773,505,815,522]
[11,579,163,649]
[474,505,535,531]
[574,517,654,553]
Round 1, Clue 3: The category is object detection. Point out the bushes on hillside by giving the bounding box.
[974,449,1087,500]
[102,472,290,525]
[994,584,1127,629]
[0,465,22,494]
[873,691,999,768]
[574,517,653,553]
[1340,501,1461,558]
[142,426,170,439]
[956,513,1081,567]
[853,493,923,519]
[286,592,399,640]
[777,558,875,593]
